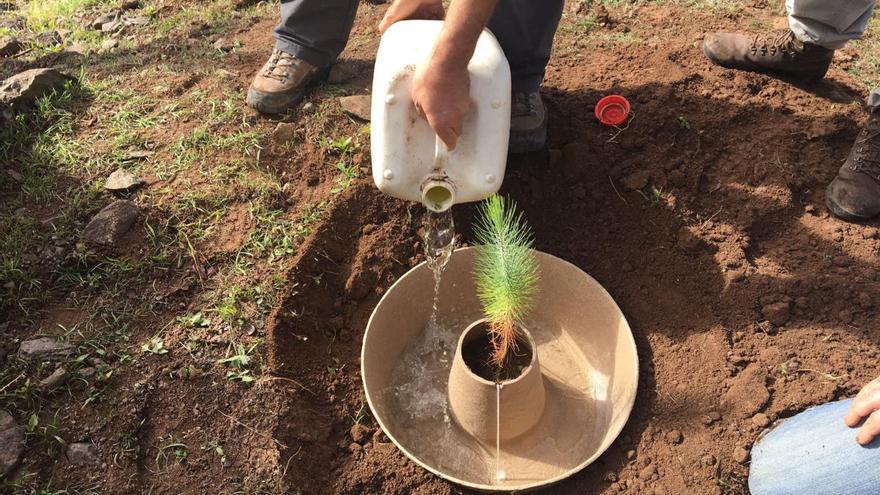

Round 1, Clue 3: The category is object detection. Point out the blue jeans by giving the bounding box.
[749,399,880,495]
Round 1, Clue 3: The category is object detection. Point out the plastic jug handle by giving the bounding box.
[433,134,450,172]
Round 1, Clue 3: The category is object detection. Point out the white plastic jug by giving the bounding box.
[370,20,511,212]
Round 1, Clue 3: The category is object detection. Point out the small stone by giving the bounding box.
[338,95,371,121]
[638,464,657,479]
[733,446,750,464]
[212,37,233,52]
[666,429,683,444]
[120,15,149,26]
[761,301,791,326]
[39,367,69,389]
[99,38,118,52]
[0,411,24,476]
[752,413,770,428]
[620,170,650,191]
[350,423,371,444]
[702,411,722,425]
[35,30,62,46]
[626,449,636,460]
[79,367,96,378]
[804,204,816,214]
[19,337,75,360]
[103,168,143,192]
[120,0,140,10]
[90,10,121,30]
[272,122,297,142]
[66,442,99,465]
[0,68,73,110]
[0,36,21,57]
[301,101,316,114]
[81,200,140,247]
[702,454,717,466]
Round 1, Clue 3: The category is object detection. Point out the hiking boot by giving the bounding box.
[509,91,548,154]
[246,49,327,114]
[826,114,880,221]
[703,29,834,82]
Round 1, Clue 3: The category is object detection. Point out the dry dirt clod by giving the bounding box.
[751,413,770,428]
[213,37,233,52]
[35,30,62,46]
[99,38,119,53]
[621,170,650,191]
[761,301,791,326]
[701,411,721,426]
[39,366,70,390]
[0,15,24,30]
[732,446,750,464]
[0,35,22,57]
[350,423,371,444]
[19,337,75,360]
[272,122,297,142]
[81,200,141,247]
[722,366,769,418]
[90,10,121,30]
[666,429,683,444]
[338,95,371,121]
[0,68,73,111]
[0,410,24,476]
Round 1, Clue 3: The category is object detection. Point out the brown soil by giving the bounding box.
[5,0,880,494]
[461,322,533,382]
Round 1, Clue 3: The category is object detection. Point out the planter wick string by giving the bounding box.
[495,382,505,482]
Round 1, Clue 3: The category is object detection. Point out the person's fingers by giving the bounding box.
[856,410,880,445]
[433,124,459,151]
[845,380,880,427]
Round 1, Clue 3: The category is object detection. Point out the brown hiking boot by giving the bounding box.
[246,49,327,114]
[703,29,834,82]
[509,91,547,154]
[826,114,880,221]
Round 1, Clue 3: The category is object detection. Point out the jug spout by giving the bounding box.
[421,175,456,213]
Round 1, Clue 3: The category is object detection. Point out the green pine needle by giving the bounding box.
[473,194,539,367]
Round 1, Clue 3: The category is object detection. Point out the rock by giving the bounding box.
[39,367,69,389]
[0,411,24,476]
[666,429,683,444]
[104,168,143,192]
[0,68,73,110]
[751,413,770,428]
[0,36,21,57]
[272,122,297,142]
[81,200,140,247]
[350,423,371,444]
[212,37,233,52]
[761,301,791,326]
[638,464,657,479]
[301,101,316,114]
[701,411,721,426]
[733,446,750,464]
[90,10,121,30]
[19,337,75,360]
[35,30,62,46]
[620,170,650,191]
[338,95,371,121]
[722,366,769,418]
[66,442,98,465]
[0,15,24,30]
[120,0,140,9]
[0,2,16,11]
[121,15,149,26]
[101,19,122,32]
[99,38,119,52]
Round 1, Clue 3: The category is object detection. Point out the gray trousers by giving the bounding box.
[788,0,880,109]
[273,0,564,92]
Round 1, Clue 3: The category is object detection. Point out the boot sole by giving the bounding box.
[509,111,549,154]
[702,43,828,84]
[246,66,331,115]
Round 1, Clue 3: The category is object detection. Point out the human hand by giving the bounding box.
[844,376,880,445]
[412,58,471,150]
[379,0,444,33]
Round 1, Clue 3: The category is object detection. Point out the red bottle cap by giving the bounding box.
[595,95,631,127]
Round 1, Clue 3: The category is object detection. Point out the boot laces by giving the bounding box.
[261,50,301,81]
[851,118,880,180]
[750,30,799,57]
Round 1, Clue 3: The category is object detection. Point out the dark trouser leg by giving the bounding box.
[273,0,360,68]
[487,0,565,92]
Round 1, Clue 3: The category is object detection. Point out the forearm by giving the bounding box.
[432,0,499,70]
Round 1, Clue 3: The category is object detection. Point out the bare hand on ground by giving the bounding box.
[379,0,444,33]
[844,376,880,445]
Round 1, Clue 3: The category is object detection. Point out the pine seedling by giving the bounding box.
[473,194,539,368]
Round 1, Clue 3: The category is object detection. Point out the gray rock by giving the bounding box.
[104,168,143,191]
[121,15,149,26]
[0,15,24,30]
[338,95,371,121]
[0,68,73,110]
[34,30,62,46]
[19,337,75,360]
[301,101,316,114]
[212,37,233,52]
[90,10,121,30]
[81,200,140,246]
[99,38,118,52]
[0,36,21,57]
[66,442,98,465]
[39,367,70,389]
[0,411,24,476]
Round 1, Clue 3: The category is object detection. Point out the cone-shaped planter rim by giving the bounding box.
[362,247,639,492]
[457,318,537,386]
